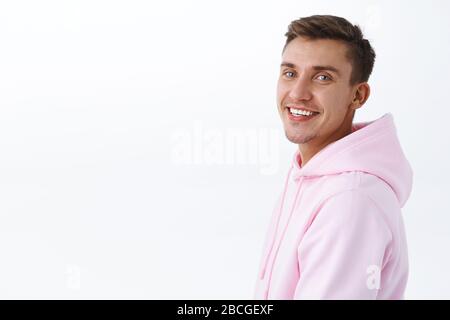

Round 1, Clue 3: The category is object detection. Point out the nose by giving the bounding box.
[288,76,313,101]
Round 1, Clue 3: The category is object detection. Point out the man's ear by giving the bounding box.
[351,82,370,110]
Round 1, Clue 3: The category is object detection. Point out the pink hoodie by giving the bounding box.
[254,113,413,300]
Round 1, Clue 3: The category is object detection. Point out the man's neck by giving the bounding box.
[298,124,353,167]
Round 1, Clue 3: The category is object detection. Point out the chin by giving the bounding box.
[285,130,316,144]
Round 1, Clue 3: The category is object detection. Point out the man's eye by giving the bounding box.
[316,74,331,81]
[283,71,295,78]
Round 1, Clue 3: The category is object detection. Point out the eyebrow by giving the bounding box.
[280,62,341,76]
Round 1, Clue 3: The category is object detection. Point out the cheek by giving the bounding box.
[276,85,283,110]
[277,79,292,95]
[318,87,350,111]
[276,82,285,99]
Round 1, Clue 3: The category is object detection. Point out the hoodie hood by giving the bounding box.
[291,113,413,207]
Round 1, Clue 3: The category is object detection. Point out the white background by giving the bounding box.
[0,0,449,299]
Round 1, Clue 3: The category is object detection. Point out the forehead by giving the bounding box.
[282,37,352,75]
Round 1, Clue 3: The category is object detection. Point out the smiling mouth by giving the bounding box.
[287,107,320,118]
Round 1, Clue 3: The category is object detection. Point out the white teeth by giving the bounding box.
[288,108,316,116]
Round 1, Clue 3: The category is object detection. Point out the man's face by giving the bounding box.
[277,36,358,147]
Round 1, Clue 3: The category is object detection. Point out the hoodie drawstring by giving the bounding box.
[259,165,294,280]
[264,175,303,299]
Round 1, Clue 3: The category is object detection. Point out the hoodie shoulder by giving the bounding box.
[311,171,402,235]
[312,186,394,242]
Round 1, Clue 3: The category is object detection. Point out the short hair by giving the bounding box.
[282,15,376,85]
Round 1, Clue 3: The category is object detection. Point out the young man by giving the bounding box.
[254,15,413,299]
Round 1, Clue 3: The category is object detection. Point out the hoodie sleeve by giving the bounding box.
[294,190,393,299]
